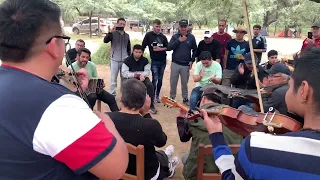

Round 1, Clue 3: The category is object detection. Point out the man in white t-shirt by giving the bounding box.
[189,51,222,110]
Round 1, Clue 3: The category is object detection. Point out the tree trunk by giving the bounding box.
[274,22,277,36]
[262,11,278,36]
[98,16,101,37]
[284,26,289,38]
[89,11,93,38]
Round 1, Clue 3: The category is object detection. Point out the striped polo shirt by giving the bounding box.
[0,65,116,179]
[210,130,320,180]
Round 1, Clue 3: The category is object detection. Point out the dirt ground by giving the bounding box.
[95,62,195,180]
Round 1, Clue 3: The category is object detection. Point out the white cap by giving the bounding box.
[203,30,213,38]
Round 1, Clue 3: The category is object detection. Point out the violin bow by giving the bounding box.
[242,0,264,113]
[64,43,90,105]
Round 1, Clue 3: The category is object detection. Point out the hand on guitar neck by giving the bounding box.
[160,96,220,121]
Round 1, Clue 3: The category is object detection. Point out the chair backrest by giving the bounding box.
[197,144,240,180]
[121,143,145,180]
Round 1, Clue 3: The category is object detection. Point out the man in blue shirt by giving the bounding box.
[168,19,197,105]
[222,26,250,87]
[252,24,267,64]
[204,47,320,180]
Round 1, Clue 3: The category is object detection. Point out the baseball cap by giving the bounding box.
[179,19,188,26]
[244,52,257,64]
[265,63,291,75]
[311,22,320,28]
[203,30,213,38]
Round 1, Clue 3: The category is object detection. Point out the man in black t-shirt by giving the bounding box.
[107,79,179,179]
[252,25,267,64]
[142,19,168,103]
[196,30,222,64]
[66,39,85,66]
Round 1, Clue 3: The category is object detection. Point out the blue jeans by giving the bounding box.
[190,86,202,110]
[151,60,166,97]
[231,98,254,109]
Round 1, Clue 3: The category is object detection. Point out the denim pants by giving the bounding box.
[189,86,202,110]
[151,60,166,97]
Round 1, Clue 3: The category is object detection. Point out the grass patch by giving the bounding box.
[92,39,150,65]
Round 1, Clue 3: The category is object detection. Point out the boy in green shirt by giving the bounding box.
[189,51,222,110]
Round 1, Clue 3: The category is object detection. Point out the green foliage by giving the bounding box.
[92,40,150,65]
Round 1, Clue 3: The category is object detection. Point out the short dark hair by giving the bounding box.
[121,79,147,110]
[77,48,91,56]
[0,0,61,62]
[117,17,126,23]
[292,47,320,108]
[219,19,227,24]
[253,24,262,30]
[267,50,278,57]
[133,44,143,51]
[76,39,85,45]
[153,19,161,25]
[199,51,212,61]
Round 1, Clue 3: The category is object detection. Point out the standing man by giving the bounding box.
[301,22,320,52]
[212,20,232,68]
[222,26,250,87]
[104,17,131,96]
[66,39,85,66]
[142,19,168,103]
[196,30,221,63]
[0,0,128,179]
[252,24,267,64]
[168,19,197,105]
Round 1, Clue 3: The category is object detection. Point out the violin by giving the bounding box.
[218,106,302,136]
[160,96,220,121]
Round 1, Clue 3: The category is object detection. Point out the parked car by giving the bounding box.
[72,18,113,35]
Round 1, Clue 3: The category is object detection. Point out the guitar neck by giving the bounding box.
[175,103,189,112]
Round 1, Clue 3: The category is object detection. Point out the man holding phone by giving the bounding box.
[142,19,168,104]
[301,22,320,52]
[104,18,131,96]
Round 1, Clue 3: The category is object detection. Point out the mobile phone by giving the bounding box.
[152,42,158,47]
[115,26,124,31]
[308,32,313,39]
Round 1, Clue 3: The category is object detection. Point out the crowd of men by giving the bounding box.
[1,0,320,180]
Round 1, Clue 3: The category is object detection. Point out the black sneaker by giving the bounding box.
[149,107,158,114]
[183,98,190,106]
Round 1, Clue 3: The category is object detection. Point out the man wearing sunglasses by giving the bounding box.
[0,0,128,180]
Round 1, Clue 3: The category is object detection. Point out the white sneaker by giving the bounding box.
[168,156,179,178]
[164,145,175,159]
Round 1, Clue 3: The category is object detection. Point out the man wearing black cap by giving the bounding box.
[168,19,197,105]
[301,22,320,52]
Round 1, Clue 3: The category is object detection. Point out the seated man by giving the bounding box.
[122,44,157,114]
[230,53,264,108]
[190,51,222,111]
[66,39,88,66]
[177,88,243,180]
[261,50,279,70]
[107,79,179,179]
[70,48,119,111]
[204,47,320,180]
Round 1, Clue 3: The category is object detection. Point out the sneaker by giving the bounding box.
[168,156,180,178]
[183,98,190,106]
[149,107,158,114]
[155,96,161,103]
[164,145,175,159]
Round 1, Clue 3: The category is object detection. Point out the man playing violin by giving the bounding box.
[176,88,242,180]
[203,47,320,180]
[0,0,128,179]
[70,48,119,111]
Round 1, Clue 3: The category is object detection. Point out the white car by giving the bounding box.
[72,18,114,35]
